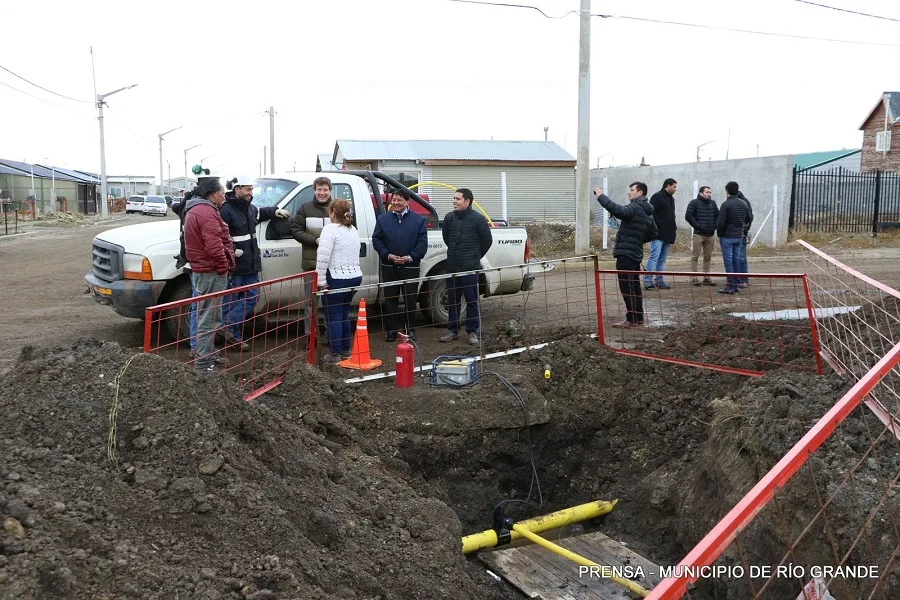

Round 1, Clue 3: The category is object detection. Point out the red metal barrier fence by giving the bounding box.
[647,244,900,600]
[144,272,317,401]
[596,269,823,376]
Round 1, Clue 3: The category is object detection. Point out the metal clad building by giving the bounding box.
[331,140,576,221]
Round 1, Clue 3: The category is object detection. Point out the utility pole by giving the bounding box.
[726,127,731,160]
[544,126,548,141]
[96,85,138,218]
[574,0,591,254]
[167,162,171,194]
[158,126,182,195]
[184,144,200,188]
[92,48,137,218]
[263,146,267,175]
[267,106,276,173]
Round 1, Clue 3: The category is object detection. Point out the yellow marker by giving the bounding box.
[544,364,551,380]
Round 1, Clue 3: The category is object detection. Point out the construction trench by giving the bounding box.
[0,304,897,598]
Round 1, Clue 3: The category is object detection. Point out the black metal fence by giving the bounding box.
[789,166,900,235]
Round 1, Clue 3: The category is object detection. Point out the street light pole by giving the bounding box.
[95,83,139,218]
[696,140,715,162]
[158,126,183,195]
[184,144,200,190]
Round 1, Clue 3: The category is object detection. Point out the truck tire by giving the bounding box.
[419,267,466,327]
[160,276,193,344]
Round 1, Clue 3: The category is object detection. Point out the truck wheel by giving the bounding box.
[420,269,465,327]
[160,277,193,344]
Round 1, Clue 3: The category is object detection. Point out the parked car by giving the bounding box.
[142,195,168,216]
[125,196,145,214]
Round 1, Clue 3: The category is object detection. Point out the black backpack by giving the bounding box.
[173,194,197,269]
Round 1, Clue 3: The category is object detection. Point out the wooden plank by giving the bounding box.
[479,530,661,600]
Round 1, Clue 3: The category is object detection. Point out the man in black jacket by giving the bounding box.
[372,188,428,342]
[595,182,658,327]
[716,181,751,294]
[220,174,291,349]
[439,188,493,345]
[737,191,753,287]
[684,186,719,286]
[645,178,677,289]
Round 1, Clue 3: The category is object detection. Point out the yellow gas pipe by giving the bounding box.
[407,181,494,226]
[512,524,650,598]
[460,499,617,554]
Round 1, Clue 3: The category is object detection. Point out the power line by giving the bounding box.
[0,63,93,103]
[440,0,577,19]
[0,79,85,113]
[437,0,900,46]
[792,0,900,23]
[607,14,900,47]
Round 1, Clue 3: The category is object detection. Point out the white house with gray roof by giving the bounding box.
[329,139,576,222]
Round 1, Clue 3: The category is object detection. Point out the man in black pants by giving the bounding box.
[595,182,658,327]
[372,188,428,341]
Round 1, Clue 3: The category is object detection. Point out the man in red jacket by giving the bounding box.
[183,178,235,371]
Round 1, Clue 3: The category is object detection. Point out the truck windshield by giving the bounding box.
[252,178,296,208]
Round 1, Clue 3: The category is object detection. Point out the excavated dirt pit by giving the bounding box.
[1,311,897,598]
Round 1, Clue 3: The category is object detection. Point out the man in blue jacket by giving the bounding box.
[219,173,290,349]
[372,188,428,342]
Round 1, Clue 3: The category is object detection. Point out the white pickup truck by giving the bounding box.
[85,171,534,338]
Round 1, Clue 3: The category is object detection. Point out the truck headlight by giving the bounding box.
[123,253,153,281]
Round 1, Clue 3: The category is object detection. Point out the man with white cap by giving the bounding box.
[219,173,290,349]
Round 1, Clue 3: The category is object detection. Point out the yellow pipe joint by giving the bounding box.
[511,524,649,598]
[460,499,617,554]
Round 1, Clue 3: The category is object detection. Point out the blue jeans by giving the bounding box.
[191,271,228,367]
[189,279,198,352]
[644,240,670,286]
[448,273,480,334]
[738,235,749,284]
[720,237,743,291]
[323,272,362,355]
[223,273,260,340]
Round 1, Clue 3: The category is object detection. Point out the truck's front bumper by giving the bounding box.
[85,272,166,319]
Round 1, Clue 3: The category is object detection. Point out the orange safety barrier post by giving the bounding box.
[338,298,383,370]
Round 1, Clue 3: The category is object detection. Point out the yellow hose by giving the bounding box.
[511,524,650,598]
[408,180,494,226]
[461,499,617,554]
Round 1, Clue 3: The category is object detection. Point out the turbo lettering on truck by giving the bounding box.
[498,239,523,244]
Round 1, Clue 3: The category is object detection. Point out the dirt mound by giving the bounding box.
[1,331,891,599]
[0,339,515,599]
[644,315,818,372]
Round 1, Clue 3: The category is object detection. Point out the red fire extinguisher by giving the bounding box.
[395,334,414,388]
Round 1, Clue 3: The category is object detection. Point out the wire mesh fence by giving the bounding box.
[596,269,823,376]
[647,243,900,600]
[143,272,317,401]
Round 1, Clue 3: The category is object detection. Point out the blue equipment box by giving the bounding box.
[430,355,477,386]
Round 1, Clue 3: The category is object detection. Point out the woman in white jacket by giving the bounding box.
[315,199,363,363]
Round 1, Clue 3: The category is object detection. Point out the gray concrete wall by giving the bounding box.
[590,155,794,246]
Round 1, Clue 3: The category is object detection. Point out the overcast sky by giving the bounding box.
[1,0,897,182]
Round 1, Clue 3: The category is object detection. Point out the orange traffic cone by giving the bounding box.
[338,298,383,370]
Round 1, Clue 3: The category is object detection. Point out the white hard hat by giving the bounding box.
[192,164,218,181]
[229,173,255,187]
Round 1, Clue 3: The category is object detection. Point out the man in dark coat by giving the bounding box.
[736,191,754,287]
[645,178,677,289]
[439,188,492,345]
[684,185,720,286]
[595,182,658,327]
[290,176,335,340]
[183,179,235,371]
[372,188,428,342]
[219,174,291,349]
[716,181,751,294]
